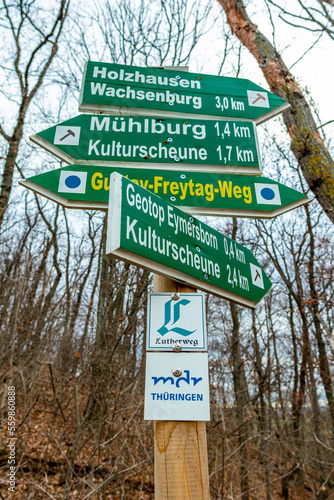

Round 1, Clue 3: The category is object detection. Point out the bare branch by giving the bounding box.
[81,457,152,500]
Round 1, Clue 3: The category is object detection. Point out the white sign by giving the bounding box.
[144,352,210,421]
[147,293,207,351]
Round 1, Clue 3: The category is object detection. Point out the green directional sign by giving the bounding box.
[30,114,261,174]
[106,173,272,308]
[19,164,310,218]
[79,62,289,124]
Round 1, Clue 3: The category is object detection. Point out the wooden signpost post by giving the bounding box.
[30,113,262,174]
[22,62,302,499]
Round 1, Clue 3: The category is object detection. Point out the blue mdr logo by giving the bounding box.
[152,370,202,387]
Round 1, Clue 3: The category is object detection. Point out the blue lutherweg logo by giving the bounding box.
[157,299,196,337]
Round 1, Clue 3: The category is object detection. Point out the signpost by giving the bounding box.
[21,62,295,499]
[19,164,310,217]
[106,172,272,308]
[79,61,290,124]
[30,114,261,174]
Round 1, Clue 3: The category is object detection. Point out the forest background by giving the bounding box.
[0,0,334,498]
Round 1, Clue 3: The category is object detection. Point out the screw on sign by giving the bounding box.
[173,344,182,352]
[172,367,182,377]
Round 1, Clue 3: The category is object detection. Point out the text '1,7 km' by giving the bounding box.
[79,62,289,124]
[30,114,261,174]
[106,173,272,308]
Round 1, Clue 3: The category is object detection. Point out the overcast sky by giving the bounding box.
[188,0,334,144]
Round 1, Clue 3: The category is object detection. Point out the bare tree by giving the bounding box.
[254,201,334,495]
[265,0,334,41]
[0,0,70,228]
[215,0,334,224]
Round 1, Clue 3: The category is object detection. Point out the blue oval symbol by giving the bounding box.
[260,187,275,200]
[65,175,81,189]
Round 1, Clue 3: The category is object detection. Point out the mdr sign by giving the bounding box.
[144,352,210,421]
[79,62,289,124]
[147,293,207,351]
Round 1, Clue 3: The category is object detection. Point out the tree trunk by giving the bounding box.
[216,0,334,224]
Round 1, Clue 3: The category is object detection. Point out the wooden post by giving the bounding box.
[153,275,210,499]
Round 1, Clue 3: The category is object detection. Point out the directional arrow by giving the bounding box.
[19,165,310,217]
[79,61,289,124]
[106,173,272,308]
[30,114,262,175]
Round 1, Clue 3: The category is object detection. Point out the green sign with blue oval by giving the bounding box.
[19,164,310,217]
